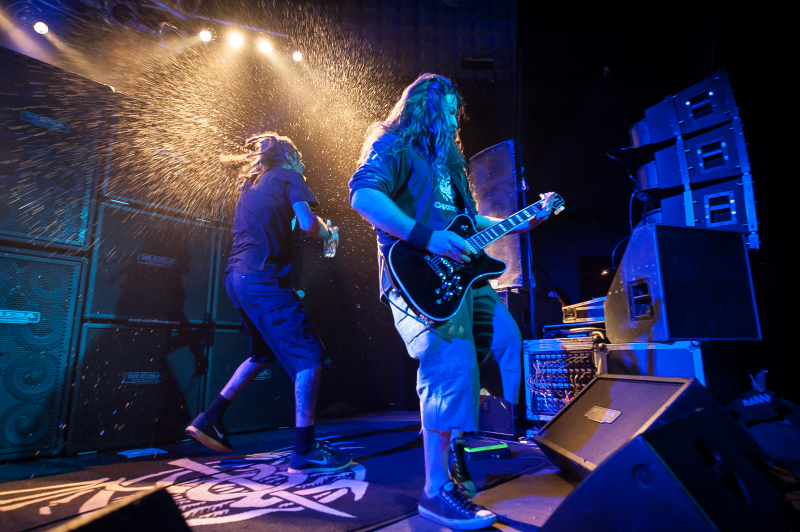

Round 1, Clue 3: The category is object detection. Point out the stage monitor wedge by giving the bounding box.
[540,408,797,532]
[533,375,770,482]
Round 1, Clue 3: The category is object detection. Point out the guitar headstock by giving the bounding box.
[539,192,566,215]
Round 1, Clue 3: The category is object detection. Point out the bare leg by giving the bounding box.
[220,359,272,400]
[423,428,452,497]
[294,364,322,427]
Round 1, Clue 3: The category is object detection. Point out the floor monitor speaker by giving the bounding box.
[533,375,769,482]
[49,487,191,532]
[541,408,798,532]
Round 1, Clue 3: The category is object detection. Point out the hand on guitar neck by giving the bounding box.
[426,192,557,264]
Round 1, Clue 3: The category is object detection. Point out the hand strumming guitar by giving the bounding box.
[427,230,473,264]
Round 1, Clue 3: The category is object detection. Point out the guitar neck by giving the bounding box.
[468,200,545,251]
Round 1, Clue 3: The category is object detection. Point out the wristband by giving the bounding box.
[408,222,433,250]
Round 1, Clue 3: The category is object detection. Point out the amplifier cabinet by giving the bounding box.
[0,247,85,459]
[0,46,111,250]
[66,324,206,453]
[86,201,214,325]
[523,338,598,422]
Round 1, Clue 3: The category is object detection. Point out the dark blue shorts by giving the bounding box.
[225,272,325,379]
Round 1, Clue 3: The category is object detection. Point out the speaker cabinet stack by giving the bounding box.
[0,47,301,458]
[0,46,108,459]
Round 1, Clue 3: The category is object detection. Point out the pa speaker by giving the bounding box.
[0,46,111,250]
[66,324,206,453]
[0,247,85,459]
[49,487,191,532]
[206,328,294,434]
[540,408,798,532]
[468,140,529,289]
[533,375,769,482]
[604,223,760,343]
[86,201,214,325]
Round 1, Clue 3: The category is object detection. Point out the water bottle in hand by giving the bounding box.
[323,219,338,258]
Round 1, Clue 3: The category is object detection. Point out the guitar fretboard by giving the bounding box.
[468,201,544,251]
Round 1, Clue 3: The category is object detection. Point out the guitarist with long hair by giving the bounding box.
[350,73,553,530]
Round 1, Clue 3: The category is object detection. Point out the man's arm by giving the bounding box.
[293,201,335,240]
[350,188,473,263]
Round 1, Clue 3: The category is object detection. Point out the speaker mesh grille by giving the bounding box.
[0,251,81,453]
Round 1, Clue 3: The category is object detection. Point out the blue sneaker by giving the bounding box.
[418,481,496,530]
[186,413,234,453]
[288,441,352,474]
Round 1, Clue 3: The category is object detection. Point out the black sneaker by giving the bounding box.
[288,441,352,474]
[186,412,234,453]
[418,481,496,530]
[449,437,477,497]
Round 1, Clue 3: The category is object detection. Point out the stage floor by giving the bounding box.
[0,411,572,531]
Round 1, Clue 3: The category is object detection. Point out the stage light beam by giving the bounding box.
[293,51,302,61]
[33,21,48,34]
[228,31,244,48]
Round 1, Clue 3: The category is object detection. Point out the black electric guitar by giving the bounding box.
[388,193,565,322]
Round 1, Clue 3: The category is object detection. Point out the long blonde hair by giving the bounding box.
[357,73,466,174]
[221,132,301,189]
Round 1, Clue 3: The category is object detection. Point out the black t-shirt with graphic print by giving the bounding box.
[349,131,478,296]
[349,132,477,257]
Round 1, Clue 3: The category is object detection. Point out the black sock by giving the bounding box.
[205,394,231,424]
[295,425,315,455]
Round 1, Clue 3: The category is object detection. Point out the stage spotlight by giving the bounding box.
[293,51,302,61]
[199,29,213,42]
[228,31,244,48]
[33,21,49,34]
[257,39,271,53]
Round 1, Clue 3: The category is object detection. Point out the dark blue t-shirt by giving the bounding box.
[227,166,317,278]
